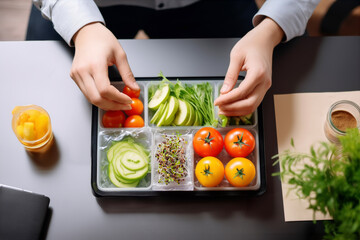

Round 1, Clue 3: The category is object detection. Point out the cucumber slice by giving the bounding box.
[113,154,136,176]
[132,143,150,163]
[185,103,195,126]
[173,99,189,126]
[193,110,200,126]
[107,142,134,161]
[120,150,147,171]
[114,170,138,184]
[156,101,169,127]
[150,103,166,124]
[164,96,179,125]
[119,164,149,181]
[148,84,170,110]
[108,164,139,188]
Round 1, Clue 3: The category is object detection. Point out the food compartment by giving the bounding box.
[215,81,257,128]
[98,81,148,129]
[97,128,152,192]
[147,80,217,129]
[193,127,261,191]
[152,130,194,191]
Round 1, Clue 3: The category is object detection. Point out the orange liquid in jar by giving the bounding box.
[12,105,54,153]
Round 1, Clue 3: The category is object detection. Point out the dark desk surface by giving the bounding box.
[0,37,359,240]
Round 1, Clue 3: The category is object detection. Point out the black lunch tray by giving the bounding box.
[91,77,266,197]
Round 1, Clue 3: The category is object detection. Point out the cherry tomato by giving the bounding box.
[123,86,140,98]
[224,128,255,157]
[193,127,224,157]
[195,157,224,187]
[124,98,144,116]
[225,157,256,187]
[124,115,144,128]
[102,110,126,128]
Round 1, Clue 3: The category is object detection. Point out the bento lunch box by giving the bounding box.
[91,77,266,197]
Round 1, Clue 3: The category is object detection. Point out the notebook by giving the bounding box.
[0,185,50,240]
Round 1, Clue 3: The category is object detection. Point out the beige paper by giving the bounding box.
[273,91,360,222]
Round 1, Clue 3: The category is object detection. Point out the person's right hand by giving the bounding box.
[70,22,139,111]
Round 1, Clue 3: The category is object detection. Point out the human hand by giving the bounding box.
[70,22,139,110]
[214,18,284,116]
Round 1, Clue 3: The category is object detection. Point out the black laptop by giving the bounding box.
[0,185,50,240]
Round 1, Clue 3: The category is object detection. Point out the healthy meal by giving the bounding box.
[100,75,259,190]
[106,137,150,188]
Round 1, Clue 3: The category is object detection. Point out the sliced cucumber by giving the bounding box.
[150,103,166,124]
[113,155,136,176]
[108,164,139,188]
[156,101,169,127]
[119,164,148,181]
[173,99,189,126]
[106,138,150,188]
[148,84,170,110]
[114,170,138,184]
[164,96,179,125]
[132,144,149,163]
[107,142,134,161]
[120,150,147,171]
[193,110,200,126]
[185,102,195,126]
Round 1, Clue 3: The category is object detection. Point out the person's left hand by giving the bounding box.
[214,18,284,116]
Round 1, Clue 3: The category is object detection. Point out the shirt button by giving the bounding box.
[158,3,164,8]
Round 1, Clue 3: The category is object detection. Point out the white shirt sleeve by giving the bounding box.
[33,0,105,46]
[253,0,320,41]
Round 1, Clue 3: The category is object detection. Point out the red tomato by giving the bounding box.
[224,128,255,157]
[225,157,256,187]
[123,86,140,98]
[124,115,144,128]
[193,127,224,157]
[102,110,126,128]
[124,98,144,116]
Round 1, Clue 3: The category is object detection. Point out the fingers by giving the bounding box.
[220,55,244,94]
[218,84,265,116]
[215,66,266,107]
[92,63,132,104]
[71,68,132,111]
[114,46,139,91]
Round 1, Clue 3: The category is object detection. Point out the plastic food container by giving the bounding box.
[91,78,266,197]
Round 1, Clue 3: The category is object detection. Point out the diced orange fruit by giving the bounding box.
[27,109,40,122]
[14,109,50,141]
[16,125,24,139]
[35,113,49,139]
[23,122,36,141]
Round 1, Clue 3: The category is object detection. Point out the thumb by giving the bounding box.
[114,46,139,90]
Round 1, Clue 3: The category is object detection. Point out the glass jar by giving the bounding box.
[324,100,360,144]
